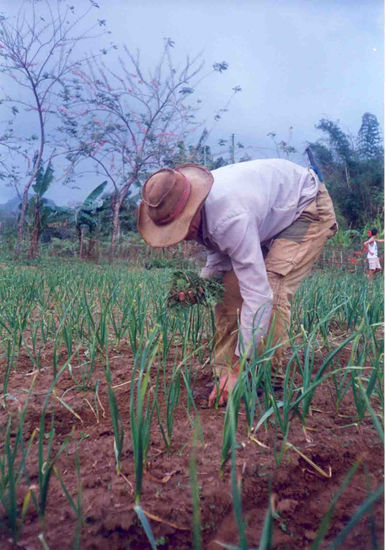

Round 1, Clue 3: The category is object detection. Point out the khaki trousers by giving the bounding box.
[213,183,337,376]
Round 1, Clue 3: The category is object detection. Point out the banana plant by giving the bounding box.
[329,228,361,248]
[27,159,55,259]
[75,181,107,258]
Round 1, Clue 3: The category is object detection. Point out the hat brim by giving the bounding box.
[138,164,214,247]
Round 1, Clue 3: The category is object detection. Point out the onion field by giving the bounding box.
[0,260,383,549]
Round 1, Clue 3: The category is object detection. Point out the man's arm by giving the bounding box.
[200,250,232,279]
[214,213,272,357]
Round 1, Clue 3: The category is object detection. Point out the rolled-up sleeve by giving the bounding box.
[214,213,273,356]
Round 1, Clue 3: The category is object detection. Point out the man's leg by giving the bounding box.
[265,183,337,365]
[207,271,242,406]
[213,270,242,377]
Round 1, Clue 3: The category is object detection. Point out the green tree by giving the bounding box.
[315,119,353,164]
[94,192,139,238]
[357,112,383,160]
[308,114,383,229]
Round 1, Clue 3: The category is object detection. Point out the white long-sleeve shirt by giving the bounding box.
[198,159,319,356]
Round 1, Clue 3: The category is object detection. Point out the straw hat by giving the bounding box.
[137,163,214,247]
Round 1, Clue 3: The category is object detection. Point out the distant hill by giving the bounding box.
[0,195,57,219]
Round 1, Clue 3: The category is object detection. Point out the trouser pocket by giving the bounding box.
[315,184,338,238]
[265,206,316,277]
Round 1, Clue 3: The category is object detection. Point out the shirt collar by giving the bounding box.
[196,205,220,252]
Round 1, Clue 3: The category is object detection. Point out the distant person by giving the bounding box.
[137,159,337,406]
[364,228,384,279]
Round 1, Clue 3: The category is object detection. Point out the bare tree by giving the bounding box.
[61,39,232,257]
[0,0,107,254]
[267,127,297,158]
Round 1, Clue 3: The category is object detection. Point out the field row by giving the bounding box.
[0,261,383,549]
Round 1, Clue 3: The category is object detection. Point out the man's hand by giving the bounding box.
[208,356,240,407]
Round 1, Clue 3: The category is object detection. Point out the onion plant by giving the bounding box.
[310,460,361,550]
[104,356,125,474]
[37,410,69,526]
[0,402,37,542]
[30,363,76,526]
[54,443,84,549]
[155,363,181,451]
[134,505,158,550]
[130,329,159,504]
[231,434,248,550]
[2,340,15,402]
[220,376,244,475]
[329,484,384,550]
[296,328,357,425]
[228,392,248,550]
[256,483,274,550]
[189,418,203,550]
[241,357,265,435]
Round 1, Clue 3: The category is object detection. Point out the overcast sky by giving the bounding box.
[0,0,383,205]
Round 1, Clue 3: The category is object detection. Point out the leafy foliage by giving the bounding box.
[309,113,384,228]
[358,112,383,160]
[75,181,107,235]
[32,161,54,199]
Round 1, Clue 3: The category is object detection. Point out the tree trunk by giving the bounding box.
[344,163,351,188]
[16,187,31,256]
[16,131,44,256]
[110,198,122,261]
[28,203,40,259]
[79,225,86,259]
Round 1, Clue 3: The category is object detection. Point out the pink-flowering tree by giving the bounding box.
[0,0,107,254]
[60,40,236,257]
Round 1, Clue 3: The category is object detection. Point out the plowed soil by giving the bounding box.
[0,341,383,550]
